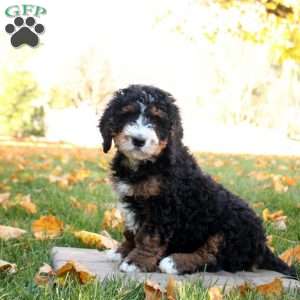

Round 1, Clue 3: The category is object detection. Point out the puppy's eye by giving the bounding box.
[121,105,136,114]
[149,107,167,119]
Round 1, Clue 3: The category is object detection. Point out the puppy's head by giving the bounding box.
[99,85,183,161]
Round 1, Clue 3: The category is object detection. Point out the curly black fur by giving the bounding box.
[99,84,296,277]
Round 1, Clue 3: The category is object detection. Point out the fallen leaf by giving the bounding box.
[74,230,118,249]
[19,195,37,214]
[248,171,270,181]
[282,176,297,186]
[262,209,287,222]
[56,260,95,284]
[0,225,26,240]
[238,282,253,296]
[67,169,90,184]
[213,160,224,168]
[84,203,98,215]
[0,259,17,274]
[271,175,288,193]
[256,278,283,297]
[0,192,11,209]
[32,216,64,240]
[70,197,98,215]
[252,202,264,208]
[166,276,177,300]
[144,280,164,300]
[102,208,124,231]
[34,263,55,286]
[279,245,300,266]
[208,286,223,300]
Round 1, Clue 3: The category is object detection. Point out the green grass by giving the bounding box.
[0,144,299,299]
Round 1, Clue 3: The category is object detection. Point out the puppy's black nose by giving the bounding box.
[132,137,146,147]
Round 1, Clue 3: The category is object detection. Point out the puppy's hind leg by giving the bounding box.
[159,234,223,274]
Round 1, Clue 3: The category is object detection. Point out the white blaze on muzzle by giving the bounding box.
[119,102,160,160]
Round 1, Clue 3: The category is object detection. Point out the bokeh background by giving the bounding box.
[0,0,300,155]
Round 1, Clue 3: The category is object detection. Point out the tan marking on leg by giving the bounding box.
[126,231,167,272]
[171,234,223,273]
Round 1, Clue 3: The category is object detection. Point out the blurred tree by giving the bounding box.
[48,49,115,110]
[0,71,44,137]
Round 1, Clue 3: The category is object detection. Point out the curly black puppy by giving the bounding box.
[99,84,296,276]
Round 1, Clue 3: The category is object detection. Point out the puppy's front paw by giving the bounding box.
[104,249,122,262]
[119,260,140,273]
[159,256,178,274]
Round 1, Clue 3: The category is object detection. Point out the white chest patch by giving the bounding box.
[114,181,133,197]
[117,202,139,234]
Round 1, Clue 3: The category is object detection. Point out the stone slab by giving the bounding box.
[51,247,300,291]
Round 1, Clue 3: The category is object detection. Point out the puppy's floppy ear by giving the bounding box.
[98,103,114,153]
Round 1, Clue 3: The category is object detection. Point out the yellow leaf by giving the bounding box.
[208,286,223,300]
[74,230,119,249]
[19,195,37,214]
[56,260,95,284]
[271,175,288,193]
[248,171,270,181]
[0,192,10,205]
[144,280,164,300]
[256,278,283,297]
[102,208,124,231]
[0,192,11,209]
[282,176,297,186]
[0,259,17,274]
[0,225,26,240]
[213,160,224,168]
[262,209,286,222]
[279,245,300,266]
[166,276,177,300]
[84,203,98,215]
[34,263,55,286]
[32,216,64,240]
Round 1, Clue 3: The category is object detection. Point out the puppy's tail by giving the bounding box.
[257,247,298,280]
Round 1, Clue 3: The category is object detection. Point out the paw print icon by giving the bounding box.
[5,16,45,48]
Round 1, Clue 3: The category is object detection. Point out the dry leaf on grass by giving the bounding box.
[279,245,300,266]
[262,209,287,230]
[256,278,283,297]
[102,208,124,231]
[238,278,283,297]
[248,171,270,181]
[34,263,55,286]
[32,216,64,240]
[84,203,98,215]
[144,277,177,300]
[208,286,223,300]
[70,197,98,215]
[0,192,10,209]
[271,175,288,193]
[144,280,164,300]
[0,259,17,274]
[56,260,95,284]
[282,176,297,186]
[74,230,119,249]
[0,225,26,240]
[213,160,225,168]
[19,195,37,214]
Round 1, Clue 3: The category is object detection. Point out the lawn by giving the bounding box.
[0,142,299,299]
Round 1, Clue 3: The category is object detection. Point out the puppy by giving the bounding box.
[99,84,296,276]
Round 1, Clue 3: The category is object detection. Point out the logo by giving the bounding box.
[4,5,46,48]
